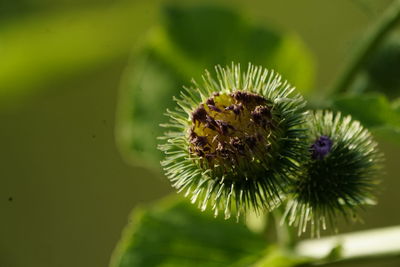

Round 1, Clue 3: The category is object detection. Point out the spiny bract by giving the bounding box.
[283,110,383,237]
[158,63,307,219]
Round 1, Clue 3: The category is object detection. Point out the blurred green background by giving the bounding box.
[1,0,400,266]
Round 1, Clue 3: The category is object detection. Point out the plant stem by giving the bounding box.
[273,207,296,250]
[295,225,400,264]
[330,0,400,95]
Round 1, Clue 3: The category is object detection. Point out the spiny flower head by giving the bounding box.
[283,111,383,237]
[158,63,307,219]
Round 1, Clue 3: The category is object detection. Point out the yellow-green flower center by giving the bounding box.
[189,90,279,172]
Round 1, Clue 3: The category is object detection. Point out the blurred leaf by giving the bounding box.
[0,0,159,109]
[0,0,122,19]
[371,126,400,145]
[253,247,311,267]
[159,5,315,90]
[332,93,400,143]
[349,0,385,17]
[0,0,33,19]
[110,196,267,267]
[116,4,315,168]
[361,34,400,98]
[333,93,399,127]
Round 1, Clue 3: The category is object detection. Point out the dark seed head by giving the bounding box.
[230,137,245,154]
[216,142,230,158]
[225,103,243,116]
[215,120,232,135]
[189,131,209,149]
[208,104,222,112]
[230,91,267,105]
[225,105,234,111]
[206,98,215,105]
[205,115,218,130]
[245,135,258,149]
[188,90,279,175]
[195,136,208,147]
[251,106,271,128]
[192,106,208,124]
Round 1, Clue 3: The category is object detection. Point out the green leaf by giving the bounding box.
[253,247,312,267]
[364,35,400,98]
[116,4,315,167]
[116,50,186,169]
[333,93,399,127]
[110,196,267,267]
[332,93,400,143]
[371,126,400,145]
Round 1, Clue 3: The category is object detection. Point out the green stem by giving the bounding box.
[273,207,296,250]
[330,0,400,95]
[295,225,400,265]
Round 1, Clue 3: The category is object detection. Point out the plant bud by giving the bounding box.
[159,63,307,219]
[283,111,383,237]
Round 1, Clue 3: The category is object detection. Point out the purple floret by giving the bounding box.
[310,135,333,160]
